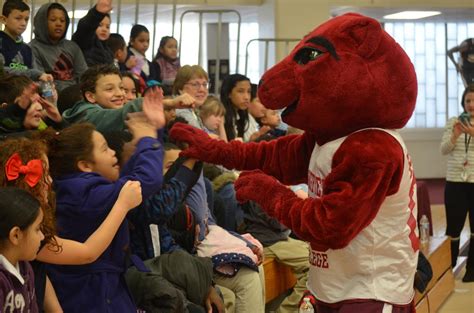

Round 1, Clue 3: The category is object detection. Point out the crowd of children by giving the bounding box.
[0,0,303,312]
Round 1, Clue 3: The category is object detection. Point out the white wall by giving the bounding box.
[400,129,447,179]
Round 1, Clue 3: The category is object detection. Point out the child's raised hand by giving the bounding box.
[125,56,137,69]
[117,180,142,210]
[38,97,62,122]
[125,112,158,140]
[142,86,165,129]
[96,0,113,14]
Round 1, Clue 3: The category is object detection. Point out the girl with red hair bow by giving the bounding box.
[0,136,142,312]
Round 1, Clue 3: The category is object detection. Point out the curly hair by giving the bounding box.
[80,64,121,100]
[0,137,59,250]
[39,123,96,178]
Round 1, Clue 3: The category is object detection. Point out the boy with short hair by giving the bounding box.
[63,64,195,133]
[29,2,88,92]
[106,33,128,68]
[0,0,52,82]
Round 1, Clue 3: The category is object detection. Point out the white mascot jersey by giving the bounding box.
[307,129,418,304]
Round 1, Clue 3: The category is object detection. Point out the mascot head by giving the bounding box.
[258,13,417,145]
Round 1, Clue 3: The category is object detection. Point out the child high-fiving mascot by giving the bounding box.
[171,13,418,312]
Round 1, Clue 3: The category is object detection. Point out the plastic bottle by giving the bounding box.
[41,81,55,103]
[419,215,430,245]
[299,298,314,313]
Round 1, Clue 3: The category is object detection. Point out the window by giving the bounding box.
[229,22,259,83]
[384,22,474,128]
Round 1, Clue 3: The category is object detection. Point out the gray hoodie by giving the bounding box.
[29,3,88,92]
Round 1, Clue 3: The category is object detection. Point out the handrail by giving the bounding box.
[244,38,299,76]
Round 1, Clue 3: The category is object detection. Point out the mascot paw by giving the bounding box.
[169,122,215,158]
[169,122,206,144]
[234,170,290,207]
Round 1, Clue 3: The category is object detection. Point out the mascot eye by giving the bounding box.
[294,47,323,65]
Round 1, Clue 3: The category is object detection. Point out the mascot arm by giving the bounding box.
[235,130,405,251]
[170,123,316,184]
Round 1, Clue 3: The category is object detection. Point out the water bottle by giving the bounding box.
[419,215,430,245]
[299,298,314,313]
[41,81,55,104]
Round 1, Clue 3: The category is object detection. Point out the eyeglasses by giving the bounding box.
[185,82,209,90]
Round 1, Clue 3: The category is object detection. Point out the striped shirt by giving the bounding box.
[440,117,474,182]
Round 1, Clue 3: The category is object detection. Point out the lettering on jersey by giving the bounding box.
[406,154,419,252]
[309,250,329,268]
[308,171,323,197]
[3,290,25,313]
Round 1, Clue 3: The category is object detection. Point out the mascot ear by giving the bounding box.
[341,16,383,59]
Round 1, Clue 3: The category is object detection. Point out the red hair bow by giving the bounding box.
[5,153,43,188]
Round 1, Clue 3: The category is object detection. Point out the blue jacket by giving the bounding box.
[47,137,163,313]
[128,164,198,259]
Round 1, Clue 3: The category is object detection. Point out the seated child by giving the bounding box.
[241,200,309,313]
[122,72,139,101]
[248,84,266,120]
[0,0,52,82]
[104,132,224,313]
[57,84,83,115]
[198,96,227,141]
[72,0,114,66]
[255,108,286,140]
[0,75,38,134]
[0,75,64,136]
[164,144,266,313]
[62,64,193,133]
[0,187,43,313]
[29,2,88,92]
[0,135,145,311]
[43,118,163,312]
[153,36,180,96]
[122,25,160,86]
[106,33,130,69]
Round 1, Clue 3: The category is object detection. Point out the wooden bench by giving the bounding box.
[415,236,455,313]
[263,258,297,303]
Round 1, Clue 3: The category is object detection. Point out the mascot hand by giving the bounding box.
[169,122,220,160]
[235,170,295,216]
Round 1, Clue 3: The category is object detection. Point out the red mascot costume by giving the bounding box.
[171,13,419,312]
